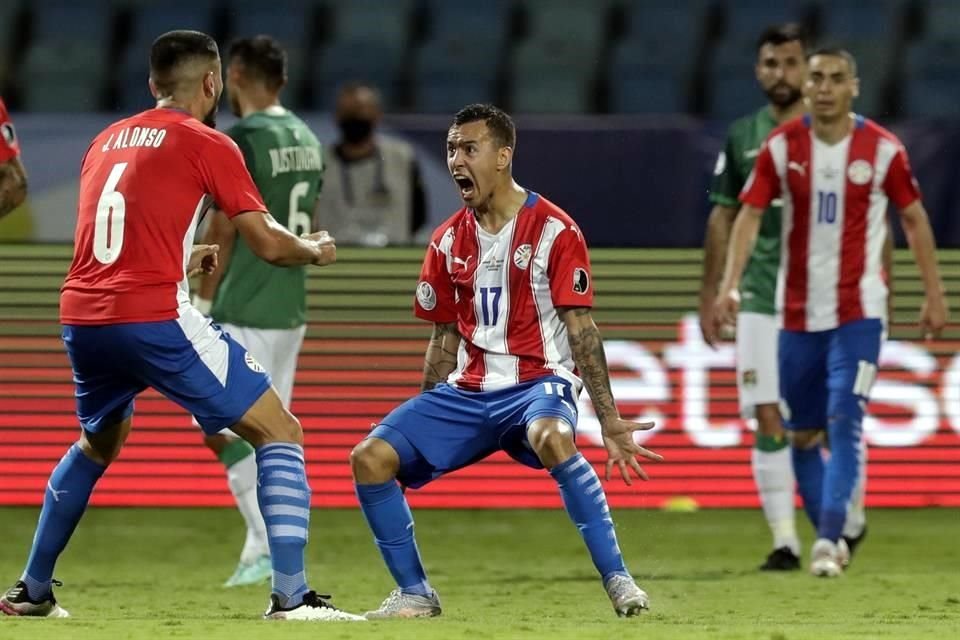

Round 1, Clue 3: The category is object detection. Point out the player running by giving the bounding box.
[350,104,661,619]
[0,31,362,621]
[0,96,28,219]
[191,35,324,588]
[715,48,948,577]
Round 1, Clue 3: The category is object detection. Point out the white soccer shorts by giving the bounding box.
[220,323,307,409]
[736,312,780,419]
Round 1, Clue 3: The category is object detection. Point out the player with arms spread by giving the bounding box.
[0,96,28,219]
[0,31,362,621]
[350,104,661,619]
[191,35,325,588]
[715,48,948,577]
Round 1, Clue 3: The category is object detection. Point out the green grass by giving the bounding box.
[1,508,958,639]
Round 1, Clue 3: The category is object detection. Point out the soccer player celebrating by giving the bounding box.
[350,104,661,618]
[0,96,27,219]
[715,48,948,577]
[700,24,809,571]
[191,36,324,588]
[0,31,362,621]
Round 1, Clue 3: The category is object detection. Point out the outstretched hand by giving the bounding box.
[187,244,219,277]
[601,418,663,486]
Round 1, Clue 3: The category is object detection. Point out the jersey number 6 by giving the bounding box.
[93,162,129,265]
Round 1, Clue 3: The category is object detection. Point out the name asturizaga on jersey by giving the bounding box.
[268,145,322,177]
[101,126,167,152]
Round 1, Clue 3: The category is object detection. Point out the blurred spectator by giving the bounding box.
[315,82,426,246]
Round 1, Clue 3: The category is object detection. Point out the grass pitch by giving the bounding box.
[0,507,957,639]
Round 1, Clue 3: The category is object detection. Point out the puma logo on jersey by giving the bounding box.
[452,255,473,268]
[47,482,69,502]
[788,161,807,176]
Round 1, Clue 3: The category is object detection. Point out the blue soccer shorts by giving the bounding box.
[368,375,579,489]
[62,309,272,435]
[778,318,883,430]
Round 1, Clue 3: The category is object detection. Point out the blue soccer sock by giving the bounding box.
[550,453,629,584]
[22,444,106,599]
[256,443,312,608]
[791,443,824,529]
[355,480,431,596]
[819,414,862,542]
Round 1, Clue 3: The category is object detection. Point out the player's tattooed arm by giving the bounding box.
[422,322,460,392]
[561,307,661,484]
[560,307,618,424]
[0,157,27,220]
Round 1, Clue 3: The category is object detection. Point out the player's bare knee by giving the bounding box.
[78,433,119,466]
[754,403,784,437]
[789,429,823,450]
[350,437,399,483]
[527,419,576,468]
[273,410,303,445]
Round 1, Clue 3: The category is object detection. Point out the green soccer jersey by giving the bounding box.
[709,106,781,315]
[211,107,324,329]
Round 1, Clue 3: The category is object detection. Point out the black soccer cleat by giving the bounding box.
[0,580,70,617]
[842,525,867,567]
[759,546,801,571]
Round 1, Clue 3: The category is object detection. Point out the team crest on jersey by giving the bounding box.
[742,369,757,387]
[417,281,437,310]
[513,244,532,270]
[1,123,15,146]
[847,159,874,185]
[573,268,589,294]
[244,352,265,373]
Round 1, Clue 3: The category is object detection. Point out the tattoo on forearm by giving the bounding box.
[567,310,618,424]
[422,322,460,392]
[0,165,26,218]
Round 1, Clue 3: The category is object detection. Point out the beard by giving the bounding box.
[765,82,802,109]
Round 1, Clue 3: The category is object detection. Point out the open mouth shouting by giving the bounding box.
[454,174,476,201]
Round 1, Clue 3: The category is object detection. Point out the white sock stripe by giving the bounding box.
[576,468,599,485]
[261,485,309,501]
[262,469,304,484]
[263,504,311,519]
[564,455,588,475]
[259,458,302,470]
[257,443,305,460]
[585,479,603,494]
[269,524,308,540]
[593,493,609,505]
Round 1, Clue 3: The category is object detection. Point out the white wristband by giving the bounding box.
[193,296,212,316]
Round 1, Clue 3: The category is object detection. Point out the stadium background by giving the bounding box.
[1,0,959,511]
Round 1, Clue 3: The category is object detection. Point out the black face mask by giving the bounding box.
[338,118,374,144]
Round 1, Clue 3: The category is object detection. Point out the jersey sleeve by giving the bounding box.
[739,142,779,209]
[709,132,741,207]
[548,223,594,308]
[414,232,458,323]
[883,145,922,210]
[0,99,20,164]
[199,135,267,218]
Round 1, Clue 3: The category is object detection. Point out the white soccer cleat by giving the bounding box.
[0,580,70,618]
[604,574,649,617]
[263,591,365,621]
[365,588,442,619]
[810,538,847,578]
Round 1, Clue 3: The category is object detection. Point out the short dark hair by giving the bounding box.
[756,23,808,53]
[451,104,516,150]
[808,46,858,77]
[228,35,287,91]
[150,30,219,95]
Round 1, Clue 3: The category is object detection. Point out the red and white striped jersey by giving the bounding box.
[740,115,920,332]
[415,191,593,392]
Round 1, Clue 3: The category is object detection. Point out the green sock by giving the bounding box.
[755,432,789,453]
[218,438,255,468]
